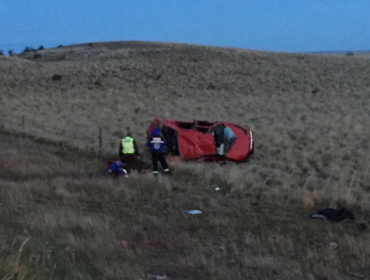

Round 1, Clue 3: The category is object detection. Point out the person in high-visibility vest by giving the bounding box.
[119,132,141,173]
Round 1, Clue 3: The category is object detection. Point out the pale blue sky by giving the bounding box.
[0,0,369,53]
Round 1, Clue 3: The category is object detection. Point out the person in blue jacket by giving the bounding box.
[146,127,170,176]
[108,160,128,177]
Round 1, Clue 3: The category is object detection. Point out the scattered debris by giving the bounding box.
[207,83,217,90]
[329,242,338,249]
[312,88,319,94]
[154,73,162,81]
[143,233,160,247]
[357,223,367,231]
[115,240,128,248]
[51,74,62,81]
[184,210,202,215]
[350,272,365,278]
[135,106,141,113]
[310,207,355,223]
[147,274,167,280]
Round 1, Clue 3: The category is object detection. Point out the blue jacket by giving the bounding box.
[109,160,127,175]
[146,128,166,153]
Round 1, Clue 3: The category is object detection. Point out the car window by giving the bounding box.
[176,121,194,129]
[222,126,238,155]
[196,121,215,127]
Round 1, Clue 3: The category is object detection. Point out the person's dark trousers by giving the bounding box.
[121,154,142,173]
[152,151,169,175]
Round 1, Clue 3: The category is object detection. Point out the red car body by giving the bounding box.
[146,118,254,162]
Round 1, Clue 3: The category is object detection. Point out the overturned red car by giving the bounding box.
[146,118,254,162]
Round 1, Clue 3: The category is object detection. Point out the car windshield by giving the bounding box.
[176,121,194,129]
[223,126,237,154]
[213,125,237,156]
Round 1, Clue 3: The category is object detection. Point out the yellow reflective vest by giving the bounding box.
[122,137,135,154]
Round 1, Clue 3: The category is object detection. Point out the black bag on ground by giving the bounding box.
[310,207,355,223]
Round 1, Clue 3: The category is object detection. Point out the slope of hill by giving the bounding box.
[2,41,370,177]
[1,131,369,280]
[1,41,370,279]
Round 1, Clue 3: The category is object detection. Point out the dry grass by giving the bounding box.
[1,41,370,279]
[1,133,369,280]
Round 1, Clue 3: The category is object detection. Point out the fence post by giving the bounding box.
[302,169,315,189]
[323,172,334,193]
[22,116,25,130]
[263,168,275,185]
[349,171,356,189]
[99,127,102,152]
[348,170,356,197]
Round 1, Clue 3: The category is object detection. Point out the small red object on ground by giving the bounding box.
[116,240,128,248]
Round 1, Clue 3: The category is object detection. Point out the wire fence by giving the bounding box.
[0,115,109,155]
[0,114,364,195]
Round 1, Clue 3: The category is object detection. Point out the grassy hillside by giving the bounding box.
[1,42,370,172]
[1,41,370,279]
[1,132,369,280]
